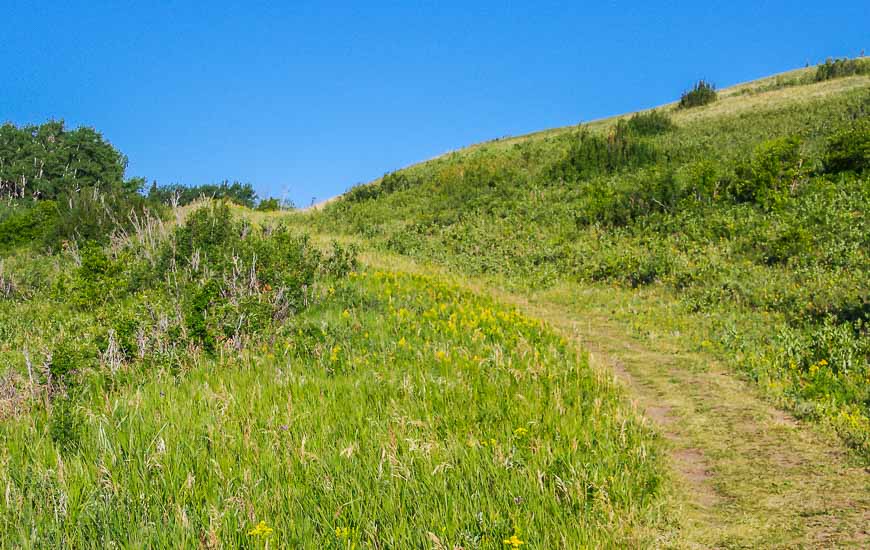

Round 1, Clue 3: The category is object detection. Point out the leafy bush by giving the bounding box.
[727,136,805,207]
[48,397,82,453]
[815,57,870,82]
[0,200,57,250]
[823,118,870,173]
[549,126,658,182]
[345,172,413,203]
[624,110,676,136]
[678,80,717,109]
[256,197,281,211]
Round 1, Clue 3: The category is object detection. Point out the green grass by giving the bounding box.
[2,60,869,548]
[0,207,669,548]
[304,72,870,459]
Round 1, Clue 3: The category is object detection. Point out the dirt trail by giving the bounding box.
[357,249,870,548]
[505,292,870,548]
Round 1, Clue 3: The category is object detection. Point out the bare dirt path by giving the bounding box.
[358,248,870,548]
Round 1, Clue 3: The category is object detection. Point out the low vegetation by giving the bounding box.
[0,202,667,547]
[678,80,717,108]
[2,57,869,546]
[311,73,870,459]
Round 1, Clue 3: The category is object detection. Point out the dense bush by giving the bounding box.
[678,80,717,109]
[345,172,413,203]
[549,125,658,182]
[823,118,869,173]
[256,197,281,211]
[728,136,806,207]
[624,110,676,136]
[815,57,870,82]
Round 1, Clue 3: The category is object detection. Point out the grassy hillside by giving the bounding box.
[307,66,870,458]
[1,59,869,548]
[0,202,670,547]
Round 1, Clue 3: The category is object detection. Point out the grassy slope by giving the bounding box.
[0,206,670,548]
[350,245,870,548]
[298,67,870,545]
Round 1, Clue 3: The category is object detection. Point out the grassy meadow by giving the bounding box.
[0,203,669,547]
[1,59,869,548]
[307,70,870,458]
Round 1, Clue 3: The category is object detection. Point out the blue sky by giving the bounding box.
[2,2,867,206]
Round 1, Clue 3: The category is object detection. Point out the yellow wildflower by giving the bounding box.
[247,521,273,537]
[330,345,341,362]
[342,309,351,319]
[435,350,447,361]
[503,534,524,547]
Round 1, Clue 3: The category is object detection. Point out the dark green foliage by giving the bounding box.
[71,243,125,308]
[624,110,676,136]
[51,188,154,246]
[345,172,413,203]
[169,201,242,265]
[147,180,258,207]
[322,240,359,278]
[184,279,221,352]
[823,118,870,174]
[815,57,870,82]
[0,201,57,250]
[256,197,281,211]
[49,397,82,453]
[153,201,356,354]
[678,80,717,109]
[49,342,95,388]
[0,121,129,200]
[549,126,658,182]
[728,136,806,207]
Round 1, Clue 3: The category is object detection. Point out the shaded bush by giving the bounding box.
[727,136,805,207]
[0,201,57,250]
[823,118,869,174]
[678,80,717,109]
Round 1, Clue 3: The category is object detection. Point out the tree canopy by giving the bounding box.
[0,120,132,199]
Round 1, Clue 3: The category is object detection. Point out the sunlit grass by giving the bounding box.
[0,270,668,547]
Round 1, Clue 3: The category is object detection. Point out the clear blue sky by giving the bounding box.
[2,2,867,207]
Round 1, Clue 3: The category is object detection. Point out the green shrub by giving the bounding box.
[256,197,281,211]
[49,341,96,388]
[47,187,154,248]
[48,397,82,453]
[147,180,257,208]
[624,110,676,136]
[728,136,805,207]
[0,200,57,250]
[71,243,126,308]
[815,57,870,82]
[678,80,717,109]
[345,172,414,203]
[549,126,658,182]
[823,118,870,173]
